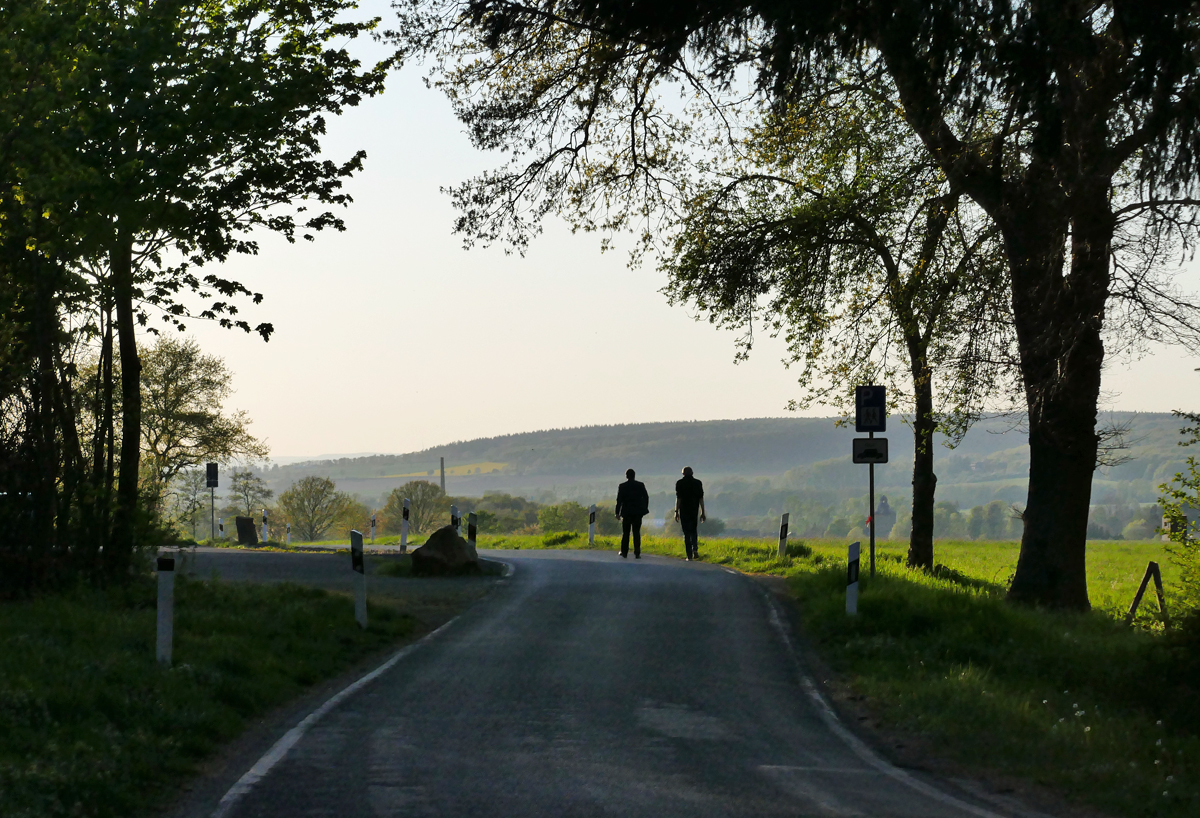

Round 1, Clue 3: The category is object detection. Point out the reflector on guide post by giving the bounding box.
[852,438,889,464]
[467,513,477,549]
[778,512,789,558]
[401,499,409,553]
[855,385,886,432]
[588,504,597,545]
[350,530,367,628]
[847,541,860,615]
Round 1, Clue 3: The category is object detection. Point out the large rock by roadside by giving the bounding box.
[234,516,258,547]
[410,525,481,576]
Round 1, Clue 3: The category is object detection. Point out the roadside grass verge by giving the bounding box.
[0,576,420,818]
[484,532,1195,817]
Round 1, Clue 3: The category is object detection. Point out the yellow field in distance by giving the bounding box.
[382,461,508,478]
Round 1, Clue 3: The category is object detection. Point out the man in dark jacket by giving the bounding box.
[614,468,649,559]
[675,466,706,560]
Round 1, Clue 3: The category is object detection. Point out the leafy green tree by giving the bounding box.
[279,476,353,542]
[406,0,1200,608]
[663,87,1013,571]
[383,481,449,535]
[75,0,388,568]
[170,468,207,540]
[140,336,268,505]
[227,470,274,518]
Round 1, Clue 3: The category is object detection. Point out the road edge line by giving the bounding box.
[210,560,517,818]
[760,587,1010,818]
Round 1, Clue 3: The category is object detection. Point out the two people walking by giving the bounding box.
[614,466,706,560]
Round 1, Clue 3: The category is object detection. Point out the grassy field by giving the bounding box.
[477,531,1194,818]
[0,577,425,818]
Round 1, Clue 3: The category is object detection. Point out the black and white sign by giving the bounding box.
[852,437,889,464]
[350,530,364,574]
[855,385,886,433]
[846,541,860,615]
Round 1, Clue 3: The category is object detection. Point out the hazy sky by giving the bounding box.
[180,5,1200,459]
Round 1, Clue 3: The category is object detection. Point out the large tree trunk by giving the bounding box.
[907,359,936,570]
[1004,187,1111,610]
[108,231,141,575]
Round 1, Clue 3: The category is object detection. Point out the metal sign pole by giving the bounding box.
[869,431,876,578]
[210,487,214,541]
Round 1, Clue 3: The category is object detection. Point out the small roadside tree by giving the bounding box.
[228,469,274,518]
[279,476,353,542]
[170,468,207,540]
[140,336,268,506]
[383,481,449,535]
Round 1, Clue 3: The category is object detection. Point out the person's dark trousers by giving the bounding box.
[681,517,699,558]
[621,516,642,557]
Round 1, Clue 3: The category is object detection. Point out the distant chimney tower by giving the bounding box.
[440,456,446,493]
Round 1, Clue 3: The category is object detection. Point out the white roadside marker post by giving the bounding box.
[370,513,377,544]
[467,512,477,550]
[847,541,861,615]
[778,512,790,558]
[350,530,367,629]
[156,556,175,665]
[261,508,268,544]
[450,504,460,534]
[286,523,291,545]
[400,499,410,553]
[218,517,224,539]
[588,504,597,546]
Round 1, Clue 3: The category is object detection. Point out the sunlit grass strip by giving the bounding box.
[0,578,419,818]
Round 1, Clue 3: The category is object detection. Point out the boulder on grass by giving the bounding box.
[411,525,480,576]
[234,516,258,547]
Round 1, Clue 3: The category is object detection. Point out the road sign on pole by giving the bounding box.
[206,463,218,542]
[855,385,886,433]
[852,438,889,463]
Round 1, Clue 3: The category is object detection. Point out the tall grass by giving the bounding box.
[0,577,419,818]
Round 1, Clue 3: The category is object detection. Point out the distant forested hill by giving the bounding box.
[256,413,1192,511]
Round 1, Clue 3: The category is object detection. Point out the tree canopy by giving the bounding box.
[398,0,1200,608]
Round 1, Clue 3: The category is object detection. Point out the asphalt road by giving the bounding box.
[196,549,1044,818]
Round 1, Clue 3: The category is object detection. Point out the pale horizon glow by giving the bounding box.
[174,6,1200,460]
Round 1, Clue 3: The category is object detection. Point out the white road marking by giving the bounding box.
[761,591,1008,818]
[209,561,518,818]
